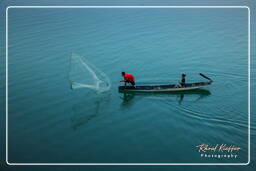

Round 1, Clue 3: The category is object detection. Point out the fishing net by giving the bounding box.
[68,53,111,93]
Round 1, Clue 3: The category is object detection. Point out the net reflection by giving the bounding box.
[70,91,110,130]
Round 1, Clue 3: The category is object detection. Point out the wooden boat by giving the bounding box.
[119,73,213,93]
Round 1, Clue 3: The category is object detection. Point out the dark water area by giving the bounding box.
[0,0,255,171]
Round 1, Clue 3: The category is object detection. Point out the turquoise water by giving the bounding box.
[0,3,255,171]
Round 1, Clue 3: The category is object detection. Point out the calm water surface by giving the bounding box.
[3,7,251,165]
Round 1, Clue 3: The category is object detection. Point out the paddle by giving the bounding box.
[199,73,213,82]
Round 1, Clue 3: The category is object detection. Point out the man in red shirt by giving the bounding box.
[120,72,136,88]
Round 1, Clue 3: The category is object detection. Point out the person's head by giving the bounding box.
[121,72,125,76]
[182,73,186,77]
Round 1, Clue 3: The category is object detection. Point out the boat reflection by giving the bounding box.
[119,89,211,105]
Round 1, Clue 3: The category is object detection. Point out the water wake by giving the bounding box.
[68,53,111,93]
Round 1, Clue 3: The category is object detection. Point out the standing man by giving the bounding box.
[120,72,136,88]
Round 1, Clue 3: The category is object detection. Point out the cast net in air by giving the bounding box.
[68,53,111,93]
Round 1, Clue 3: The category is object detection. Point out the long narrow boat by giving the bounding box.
[118,73,213,93]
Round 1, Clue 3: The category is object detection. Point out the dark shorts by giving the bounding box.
[125,81,135,86]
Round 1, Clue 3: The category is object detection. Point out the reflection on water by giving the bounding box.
[70,92,110,130]
[178,94,184,105]
[120,92,135,106]
[119,89,211,105]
